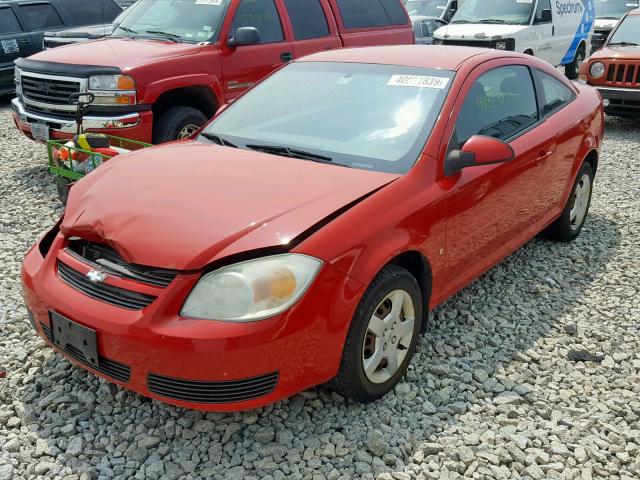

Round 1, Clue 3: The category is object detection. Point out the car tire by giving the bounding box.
[543,161,594,242]
[565,44,585,80]
[153,106,208,144]
[330,265,423,403]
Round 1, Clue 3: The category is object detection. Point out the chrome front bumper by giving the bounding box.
[11,97,140,134]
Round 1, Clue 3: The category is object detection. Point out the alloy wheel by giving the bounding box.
[569,173,591,231]
[178,124,200,139]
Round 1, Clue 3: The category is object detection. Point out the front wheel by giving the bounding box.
[330,265,423,403]
[565,44,585,80]
[153,106,208,144]
[543,161,594,242]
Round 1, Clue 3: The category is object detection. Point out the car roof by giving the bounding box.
[299,45,523,72]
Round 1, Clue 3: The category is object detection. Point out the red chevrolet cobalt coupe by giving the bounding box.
[22,46,604,411]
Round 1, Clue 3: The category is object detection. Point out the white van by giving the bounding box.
[404,0,464,22]
[433,0,596,79]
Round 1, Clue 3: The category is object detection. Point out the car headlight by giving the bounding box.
[495,40,508,50]
[590,61,606,79]
[181,254,323,322]
[433,38,443,45]
[89,75,136,91]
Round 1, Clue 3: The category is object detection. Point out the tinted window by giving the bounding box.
[534,0,552,22]
[18,3,64,30]
[231,0,284,43]
[62,0,122,25]
[0,8,21,34]
[283,0,329,40]
[337,0,407,29]
[455,66,538,146]
[537,71,574,115]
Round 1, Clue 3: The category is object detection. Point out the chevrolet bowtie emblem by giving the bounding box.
[86,270,107,284]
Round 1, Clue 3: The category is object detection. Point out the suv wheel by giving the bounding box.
[153,106,208,143]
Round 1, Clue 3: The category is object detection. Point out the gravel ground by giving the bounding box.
[0,95,639,480]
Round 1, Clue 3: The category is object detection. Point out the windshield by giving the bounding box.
[112,0,230,43]
[200,62,454,174]
[595,0,638,19]
[405,0,449,18]
[452,0,533,25]
[608,14,640,43]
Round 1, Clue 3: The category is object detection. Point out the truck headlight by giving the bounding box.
[433,38,443,45]
[181,254,323,322]
[590,62,605,79]
[88,75,137,105]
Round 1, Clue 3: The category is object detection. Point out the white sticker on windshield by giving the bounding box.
[516,0,533,3]
[195,0,223,5]
[387,75,450,89]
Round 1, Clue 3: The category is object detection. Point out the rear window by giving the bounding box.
[0,8,22,34]
[336,0,408,29]
[61,0,123,25]
[283,0,330,40]
[18,3,64,30]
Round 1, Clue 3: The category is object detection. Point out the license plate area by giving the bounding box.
[50,311,99,368]
[30,122,50,141]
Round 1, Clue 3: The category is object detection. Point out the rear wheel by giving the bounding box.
[565,44,585,80]
[153,106,208,143]
[331,265,423,403]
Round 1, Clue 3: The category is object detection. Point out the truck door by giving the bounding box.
[14,2,65,57]
[281,0,341,58]
[532,0,555,64]
[219,0,294,101]
[0,5,36,94]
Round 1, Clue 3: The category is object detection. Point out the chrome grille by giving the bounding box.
[21,73,81,105]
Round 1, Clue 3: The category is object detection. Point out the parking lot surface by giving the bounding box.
[0,96,639,480]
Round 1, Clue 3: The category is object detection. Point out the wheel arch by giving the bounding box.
[584,148,599,175]
[152,85,219,119]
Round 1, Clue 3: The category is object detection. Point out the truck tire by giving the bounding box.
[565,44,585,80]
[153,106,208,143]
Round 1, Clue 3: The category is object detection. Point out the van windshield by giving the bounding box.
[451,0,533,25]
[112,0,230,43]
[595,0,638,20]
[608,14,640,44]
[405,0,449,18]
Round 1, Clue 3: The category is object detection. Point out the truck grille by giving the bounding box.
[43,39,75,49]
[442,39,493,48]
[57,261,157,310]
[606,63,640,86]
[148,371,279,404]
[21,73,81,105]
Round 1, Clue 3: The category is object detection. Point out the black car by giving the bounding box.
[0,0,122,95]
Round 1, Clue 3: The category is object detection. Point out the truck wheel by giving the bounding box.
[153,106,208,143]
[565,44,585,80]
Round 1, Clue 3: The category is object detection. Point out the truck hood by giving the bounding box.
[435,23,527,40]
[61,142,399,270]
[45,24,114,39]
[591,45,640,60]
[27,38,202,70]
[594,18,619,31]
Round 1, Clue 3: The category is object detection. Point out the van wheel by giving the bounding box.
[565,44,585,80]
[330,265,423,403]
[153,106,208,143]
[524,49,534,56]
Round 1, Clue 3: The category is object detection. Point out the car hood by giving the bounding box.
[434,23,527,40]
[591,45,640,60]
[27,38,202,69]
[45,24,114,39]
[594,18,619,30]
[61,142,399,270]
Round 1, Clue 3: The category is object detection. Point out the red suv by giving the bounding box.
[11,0,413,143]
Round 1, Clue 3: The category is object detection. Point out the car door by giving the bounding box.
[219,0,293,100]
[0,5,28,93]
[532,0,555,63]
[441,62,553,292]
[281,0,341,58]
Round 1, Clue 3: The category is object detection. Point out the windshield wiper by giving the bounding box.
[608,41,639,46]
[144,30,181,42]
[116,26,138,35]
[200,132,238,148]
[247,144,350,167]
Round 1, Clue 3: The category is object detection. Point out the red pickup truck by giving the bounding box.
[12,0,414,144]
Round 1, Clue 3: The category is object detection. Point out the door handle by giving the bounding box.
[19,39,30,44]
[281,52,293,63]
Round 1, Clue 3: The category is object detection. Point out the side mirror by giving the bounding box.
[228,27,261,47]
[537,9,552,23]
[445,135,515,177]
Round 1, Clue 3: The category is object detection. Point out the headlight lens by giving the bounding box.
[89,75,136,91]
[495,41,508,50]
[590,62,606,79]
[433,38,443,45]
[181,254,323,322]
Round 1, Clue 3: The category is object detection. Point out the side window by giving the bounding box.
[18,3,64,30]
[231,0,284,44]
[534,0,552,23]
[283,0,330,40]
[337,0,406,29]
[420,20,438,37]
[0,8,22,34]
[455,66,539,147]
[61,0,123,25]
[537,70,575,116]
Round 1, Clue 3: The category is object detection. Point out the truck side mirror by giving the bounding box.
[228,27,261,47]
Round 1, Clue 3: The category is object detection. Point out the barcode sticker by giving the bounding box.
[387,75,450,89]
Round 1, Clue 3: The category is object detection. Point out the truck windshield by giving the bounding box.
[451,0,533,25]
[112,0,230,43]
[595,0,638,19]
[608,14,640,44]
[405,0,449,18]
[200,62,454,174]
